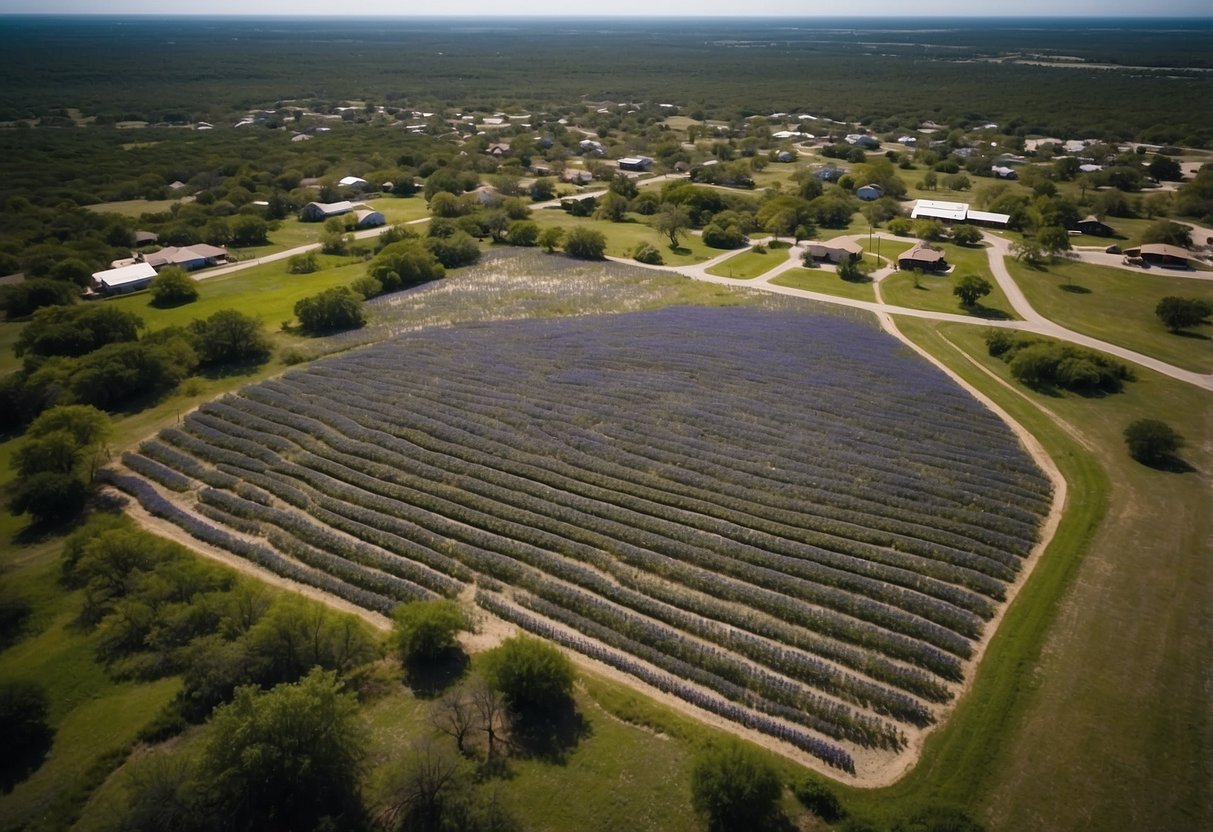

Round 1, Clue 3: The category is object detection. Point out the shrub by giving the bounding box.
[951,225,983,246]
[0,680,52,787]
[701,222,746,249]
[350,275,384,300]
[887,217,912,236]
[563,227,607,260]
[632,243,664,265]
[188,309,272,366]
[1123,419,1184,465]
[149,267,199,307]
[392,599,468,664]
[424,231,481,268]
[286,252,320,274]
[1155,296,1212,332]
[538,227,564,252]
[506,220,540,247]
[0,278,79,318]
[294,287,366,334]
[690,739,783,832]
[988,332,1131,394]
[953,274,992,307]
[792,775,845,822]
[482,635,574,711]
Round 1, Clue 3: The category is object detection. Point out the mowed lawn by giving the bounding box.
[530,209,719,266]
[770,267,877,302]
[865,320,1213,832]
[1007,258,1213,373]
[881,243,1019,320]
[705,246,791,279]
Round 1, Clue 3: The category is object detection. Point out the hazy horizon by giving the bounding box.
[0,1,1209,18]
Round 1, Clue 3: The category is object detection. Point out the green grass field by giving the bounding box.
[867,319,1213,832]
[1006,258,1213,373]
[530,210,719,265]
[770,267,877,301]
[705,246,789,279]
[85,197,190,218]
[880,244,1020,320]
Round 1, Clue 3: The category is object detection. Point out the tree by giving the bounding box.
[951,225,983,247]
[368,240,446,292]
[149,266,199,307]
[757,195,812,240]
[652,203,692,248]
[792,776,844,823]
[506,220,539,247]
[375,738,463,832]
[0,680,53,789]
[1010,238,1045,266]
[392,600,467,665]
[953,274,992,307]
[9,404,111,521]
[188,309,272,365]
[837,257,869,282]
[1148,154,1183,182]
[425,231,481,268]
[229,215,269,247]
[632,243,664,265]
[200,669,366,831]
[431,687,481,755]
[481,635,574,711]
[593,191,630,222]
[530,177,556,202]
[690,739,783,832]
[286,251,320,274]
[469,679,509,763]
[537,227,564,253]
[294,286,366,334]
[1140,219,1193,248]
[1123,419,1184,466]
[563,227,607,260]
[15,304,144,358]
[0,278,79,317]
[1155,296,1212,332]
[1037,226,1072,258]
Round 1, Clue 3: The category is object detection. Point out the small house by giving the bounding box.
[617,156,653,172]
[140,244,228,272]
[815,166,844,182]
[338,176,369,191]
[1075,215,1114,237]
[855,184,883,201]
[1123,243,1191,268]
[991,166,1018,180]
[300,201,354,222]
[354,209,386,230]
[562,169,593,185]
[486,142,511,157]
[133,230,160,246]
[898,245,949,273]
[92,261,158,295]
[807,240,863,263]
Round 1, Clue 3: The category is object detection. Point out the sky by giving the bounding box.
[0,1,1209,16]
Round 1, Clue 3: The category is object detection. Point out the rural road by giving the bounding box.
[191,201,1213,392]
[638,234,1213,392]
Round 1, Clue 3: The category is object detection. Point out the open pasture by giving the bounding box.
[107,306,1052,777]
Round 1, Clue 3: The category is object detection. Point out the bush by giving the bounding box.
[188,309,272,366]
[294,287,366,334]
[0,278,79,318]
[482,635,574,711]
[367,240,445,291]
[563,227,607,260]
[149,267,199,307]
[1123,419,1184,465]
[1155,296,1212,332]
[506,220,540,247]
[538,227,564,252]
[953,274,992,307]
[701,222,746,249]
[690,739,783,832]
[987,332,1132,394]
[0,680,52,788]
[951,225,983,246]
[424,231,481,268]
[15,304,144,358]
[286,251,320,274]
[792,776,845,822]
[392,599,468,664]
[632,243,664,265]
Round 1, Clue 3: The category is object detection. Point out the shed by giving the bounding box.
[354,209,386,229]
[618,156,654,172]
[966,210,1011,228]
[855,184,884,201]
[133,230,160,246]
[338,176,369,191]
[92,261,158,295]
[911,200,969,223]
[898,245,949,273]
[300,201,354,222]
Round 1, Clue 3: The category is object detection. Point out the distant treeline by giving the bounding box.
[0,17,1209,144]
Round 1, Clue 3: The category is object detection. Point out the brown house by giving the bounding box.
[1123,243,1192,268]
[898,245,949,273]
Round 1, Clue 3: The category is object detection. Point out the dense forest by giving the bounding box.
[0,16,1210,143]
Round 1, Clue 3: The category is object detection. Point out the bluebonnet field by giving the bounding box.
[105,305,1051,773]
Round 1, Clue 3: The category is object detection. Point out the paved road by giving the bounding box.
[631,234,1213,392]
